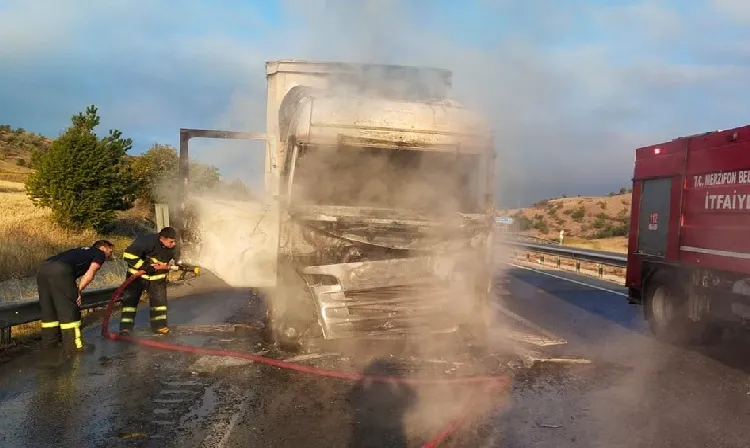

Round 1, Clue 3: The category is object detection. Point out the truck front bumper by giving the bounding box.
[301,254,483,340]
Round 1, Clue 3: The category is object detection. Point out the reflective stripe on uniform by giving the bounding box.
[60,321,81,330]
[74,327,83,348]
[123,252,145,269]
[127,268,166,280]
[60,321,83,348]
[143,273,166,280]
[151,305,167,321]
[120,317,134,323]
[122,307,137,313]
[41,321,60,328]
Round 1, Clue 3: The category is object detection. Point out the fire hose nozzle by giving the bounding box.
[170,262,200,275]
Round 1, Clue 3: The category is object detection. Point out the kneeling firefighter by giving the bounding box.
[119,227,178,336]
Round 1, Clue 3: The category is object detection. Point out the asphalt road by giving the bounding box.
[1,258,750,447]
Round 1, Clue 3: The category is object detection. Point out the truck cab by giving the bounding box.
[178,60,496,350]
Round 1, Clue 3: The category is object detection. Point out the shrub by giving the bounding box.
[25,105,138,232]
[570,206,586,222]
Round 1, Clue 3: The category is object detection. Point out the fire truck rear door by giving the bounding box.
[637,177,672,257]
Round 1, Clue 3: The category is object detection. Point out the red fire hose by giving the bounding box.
[101,272,511,446]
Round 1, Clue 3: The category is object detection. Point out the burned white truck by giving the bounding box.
[177,60,496,349]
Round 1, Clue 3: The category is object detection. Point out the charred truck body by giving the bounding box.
[627,125,750,344]
[178,60,496,348]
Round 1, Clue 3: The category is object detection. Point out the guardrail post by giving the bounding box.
[1,326,10,346]
[598,264,604,278]
[556,257,561,268]
[155,203,170,231]
[526,253,530,261]
[540,255,545,265]
[576,261,580,273]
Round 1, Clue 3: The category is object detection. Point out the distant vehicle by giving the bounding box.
[626,125,750,344]
[177,60,496,350]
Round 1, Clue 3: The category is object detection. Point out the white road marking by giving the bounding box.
[153,398,189,404]
[507,262,628,297]
[492,303,568,346]
[159,389,197,396]
[282,352,339,363]
[513,346,592,368]
[160,380,205,387]
[200,392,254,448]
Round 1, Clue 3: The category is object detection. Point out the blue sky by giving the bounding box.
[1,0,749,207]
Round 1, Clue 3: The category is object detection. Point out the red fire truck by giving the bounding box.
[626,125,750,345]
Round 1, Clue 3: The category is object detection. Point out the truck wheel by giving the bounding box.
[644,273,723,346]
[262,267,322,352]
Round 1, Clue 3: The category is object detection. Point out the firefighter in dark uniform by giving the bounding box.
[119,227,178,336]
[37,240,115,351]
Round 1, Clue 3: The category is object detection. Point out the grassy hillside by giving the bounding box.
[0,126,45,183]
[501,191,633,253]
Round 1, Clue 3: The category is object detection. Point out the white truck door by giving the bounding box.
[185,197,280,288]
[176,128,280,288]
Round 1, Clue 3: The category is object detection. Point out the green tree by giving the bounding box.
[129,143,222,204]
[25,105,138,231]
[189,162,221,190]
[130,143,180,203]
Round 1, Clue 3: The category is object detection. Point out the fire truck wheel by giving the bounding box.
[644,273,723,346]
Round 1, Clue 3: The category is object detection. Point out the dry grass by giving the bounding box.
[0,158,33,184]
[562,236,628,253]
[0,179,144,302]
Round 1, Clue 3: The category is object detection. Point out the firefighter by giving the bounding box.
[119,227,178,336]
[37,240,115,352]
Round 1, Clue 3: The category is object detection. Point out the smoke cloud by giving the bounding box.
[3,1,750,205]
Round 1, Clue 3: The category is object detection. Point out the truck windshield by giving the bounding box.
[289,145,486,215]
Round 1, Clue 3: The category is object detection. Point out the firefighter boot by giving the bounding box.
[60,321,90,354]
[153,327,170,336]
[40,325,61,349]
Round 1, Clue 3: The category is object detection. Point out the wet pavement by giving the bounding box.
[1,261,750,447]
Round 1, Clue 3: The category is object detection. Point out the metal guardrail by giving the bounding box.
[0,286,117,346]
[497,232,628,280]
[505,241,627,267]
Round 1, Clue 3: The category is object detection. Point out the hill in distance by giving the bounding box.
[499,189,633,253]
[0,125,49,182]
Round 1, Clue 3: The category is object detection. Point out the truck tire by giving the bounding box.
[644,272,723,346]
[262,265,323,352]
